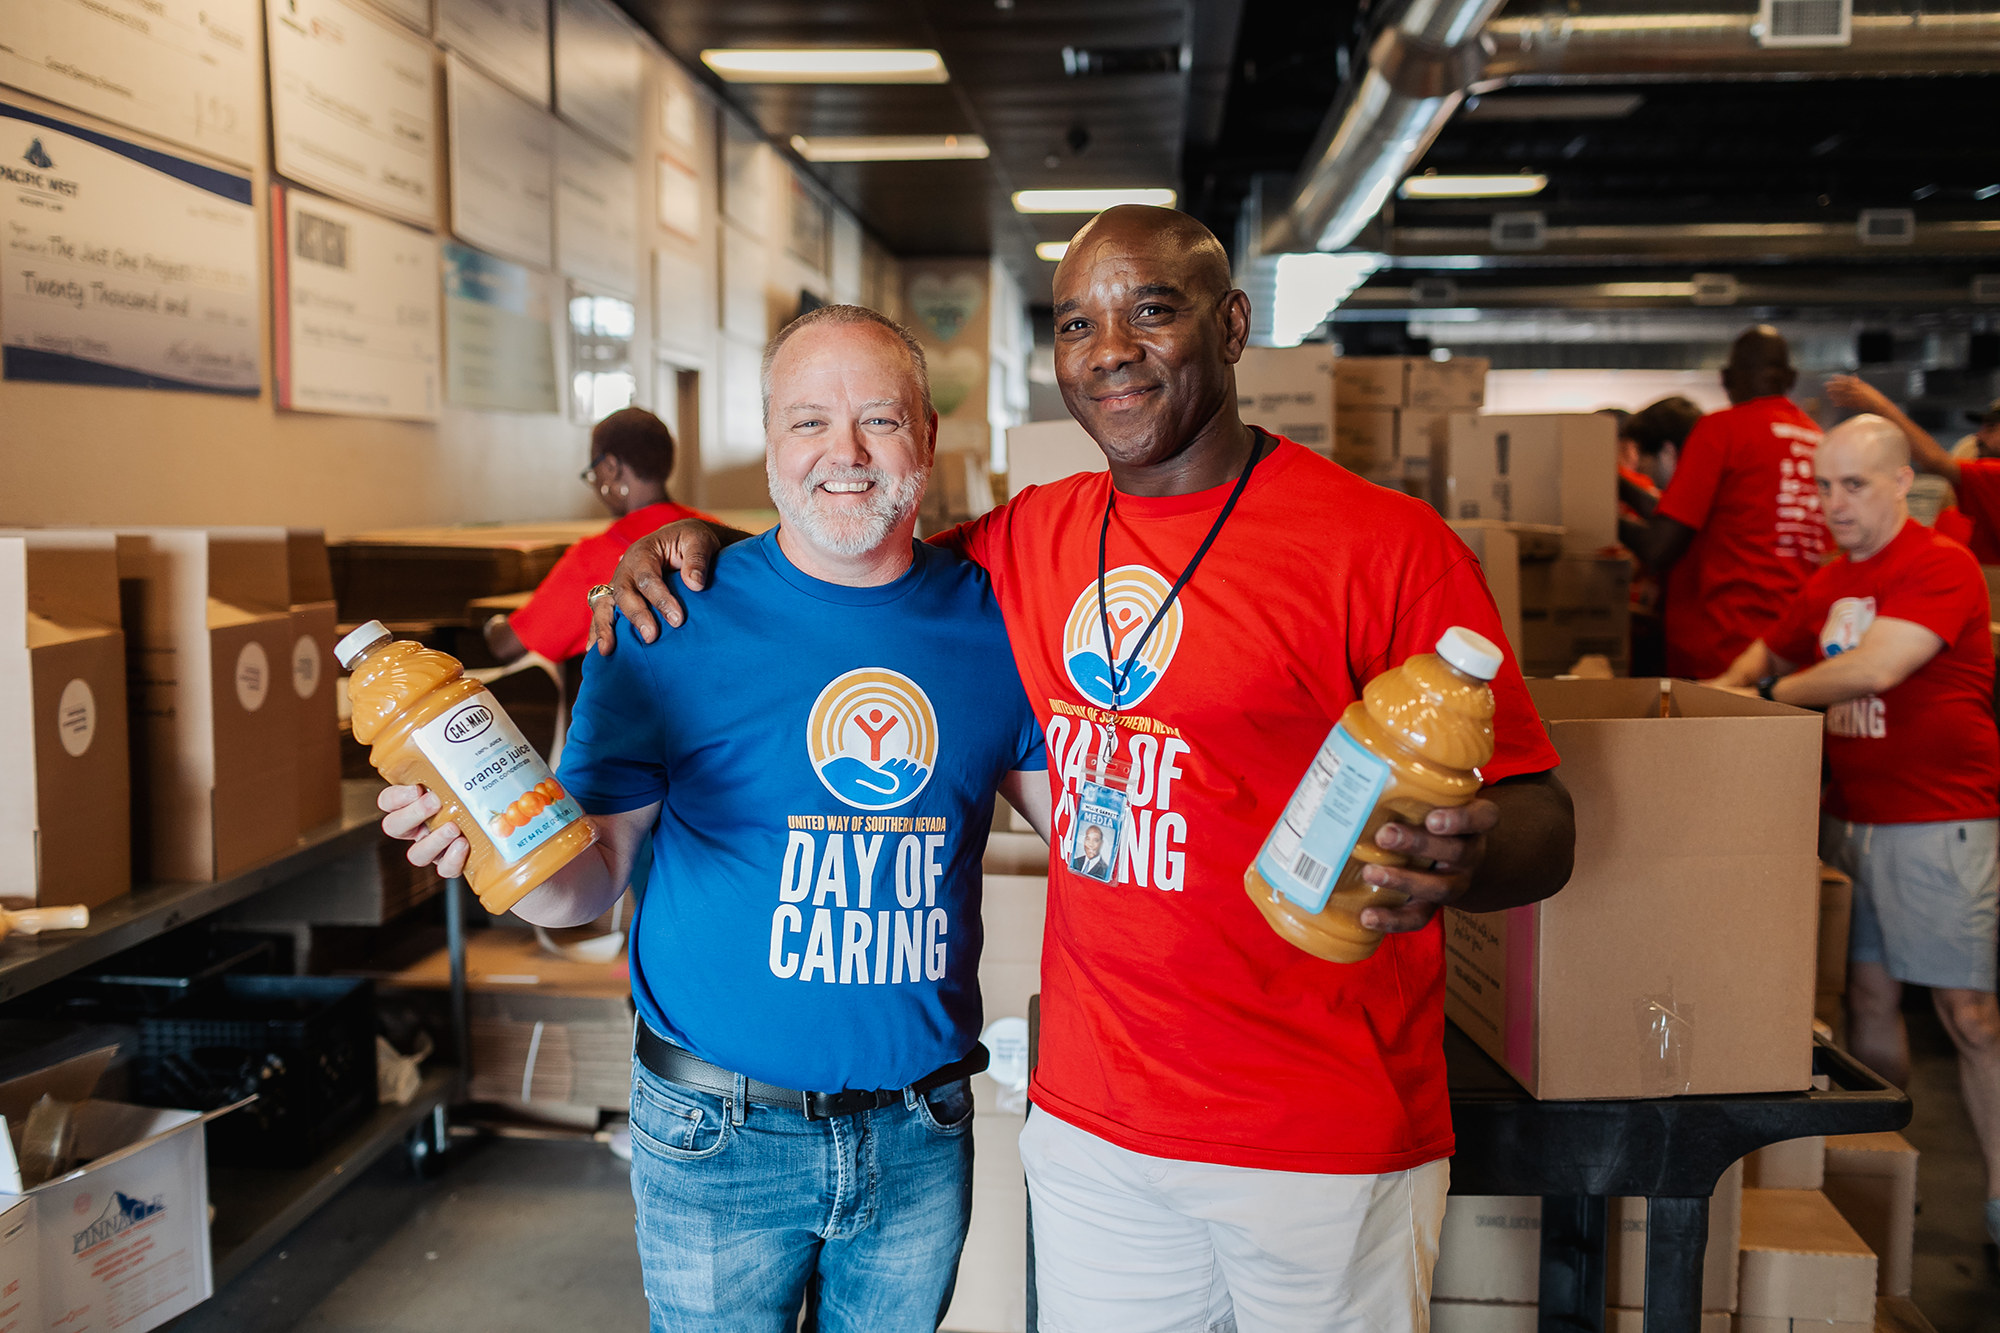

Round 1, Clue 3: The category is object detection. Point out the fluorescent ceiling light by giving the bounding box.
[1461,94,1644,122]
[791,134,988,162]
[701,49,947,83]
[1268,252,1383,346]
[1012,187,1177,213]
[1035,242,1070,262]
[1400,173,1549,200]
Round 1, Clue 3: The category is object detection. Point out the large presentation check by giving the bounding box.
[0,0,261,166]
[275,186,442,421]
[1,103,259,395]
[269,0,438,228]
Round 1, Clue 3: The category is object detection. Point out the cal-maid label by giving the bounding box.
[1255,723,1392,913]
[412,689,582,865]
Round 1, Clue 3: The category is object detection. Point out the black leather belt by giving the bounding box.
[635,1023,989,1121]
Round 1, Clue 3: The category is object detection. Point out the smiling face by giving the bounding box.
[764,318,935,563]
[1080,824,1104,859]
[1816,415,1912,559]
[1051,207,1251,478]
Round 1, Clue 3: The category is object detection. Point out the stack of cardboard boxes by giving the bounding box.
[1332,354,1487,498]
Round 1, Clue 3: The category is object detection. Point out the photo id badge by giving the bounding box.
[1071,753,1131,884]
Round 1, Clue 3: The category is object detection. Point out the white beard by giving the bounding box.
[768,456,929,558]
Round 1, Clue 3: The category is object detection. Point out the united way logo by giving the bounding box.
[1820,596,1876,658]
[1062,566,1183,708]
[808,669,939,810]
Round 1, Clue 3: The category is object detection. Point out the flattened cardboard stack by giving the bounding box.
[1332,355,1486,499]
[379,928,633,1115]
[329,525,580,624]
[1236,345,1336,455]
[285,530,342,831]
[0,531,130,909]
[115,529,298,881]
[1446,680,1824,1099]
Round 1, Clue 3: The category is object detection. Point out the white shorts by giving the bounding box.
[1020,1109,1450,1333]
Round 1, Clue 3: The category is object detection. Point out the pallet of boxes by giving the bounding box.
[1331,353,1487,501]
[1432,677,1919,1332]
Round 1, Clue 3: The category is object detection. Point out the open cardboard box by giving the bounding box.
[116,530,298,881]
[285,530,342,830]
[0,1047,242,1333]
[1445,679,1824,1099]
[0,532,131,909]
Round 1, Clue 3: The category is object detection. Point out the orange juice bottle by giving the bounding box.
[336,620,595,913]
[1246,627,1500,963]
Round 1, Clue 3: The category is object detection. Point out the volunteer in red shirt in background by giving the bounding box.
[1633,327,1828,678]
[1617,397,1704,677]
[484,407,714,666]
[1707,414,2000,1262]
[591,206,1577,1332]
[1826,378,2000,564]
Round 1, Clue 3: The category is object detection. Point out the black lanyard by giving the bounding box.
[1095,429,1266,710]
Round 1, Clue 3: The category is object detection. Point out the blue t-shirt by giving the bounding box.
[558,530,1045,1092]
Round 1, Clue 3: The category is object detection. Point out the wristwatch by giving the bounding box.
[1755,676,1778,702]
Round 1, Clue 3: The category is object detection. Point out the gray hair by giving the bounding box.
[760,304,933,425]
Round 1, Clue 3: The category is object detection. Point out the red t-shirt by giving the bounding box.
[509,500,714,661]
[1933,505,1982,555]
[1656,396,1828,678]
[1767,519,1999,826]
[937,438,1560,1173]
[1946,459,2000,564]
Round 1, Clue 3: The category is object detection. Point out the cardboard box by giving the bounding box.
[1816,866,1852,1022]
[1334,407,1399,472]
[0,532,131,909]
[1737,1189,1877,1327]
[1237,345,1336,453]
[469,991,634,1111]
[1607,1160,1745,1311]
[1334,356,1416,409]
[1444,414,1619,555]
[1731,1316,1869,1332]
[1005,419,1105,497]
[1410,356,1490,410]
[0,1195,37,1333]
[1433,1307,1729,1333]
[1615,1313,1730,1333]
[1433,1195,1541,1304]
[1445,679,1824,1099]
[1518,555,1633,677]
[116,530,299,881]
[1747,1138,1827,1191]
[285,530,342,831]
[939,871,1045,1333]
[1821,1133,1917,1298]
[0,1048,231,1333]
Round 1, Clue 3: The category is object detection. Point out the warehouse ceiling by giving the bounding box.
[615,0,2000,317]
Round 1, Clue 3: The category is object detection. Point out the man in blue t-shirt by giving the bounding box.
[381,306,1049,1333]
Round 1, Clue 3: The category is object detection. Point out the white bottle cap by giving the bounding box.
[335,620,393,669]
[1437,626,1504,681]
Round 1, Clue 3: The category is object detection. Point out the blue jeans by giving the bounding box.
[627,1061,975,1333]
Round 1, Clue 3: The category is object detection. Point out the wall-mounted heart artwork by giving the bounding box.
[928,346,985,417]
[909,272,986,344]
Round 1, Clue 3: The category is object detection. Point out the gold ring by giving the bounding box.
[585,583,615,606]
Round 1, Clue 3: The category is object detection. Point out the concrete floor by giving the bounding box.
[170,1136,647,1333]
[170,1009,1998,1333]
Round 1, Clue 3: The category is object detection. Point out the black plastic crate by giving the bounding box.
[134,975,377,1168]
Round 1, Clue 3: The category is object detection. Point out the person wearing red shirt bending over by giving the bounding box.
[590,206,1577,1332]
[482,406,715,666]
[1827,376,2000,565]
[1708,414,2000,1264]
[1633,326,1828,679]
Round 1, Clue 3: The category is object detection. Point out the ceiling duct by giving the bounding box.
[1269,1,2000,257]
